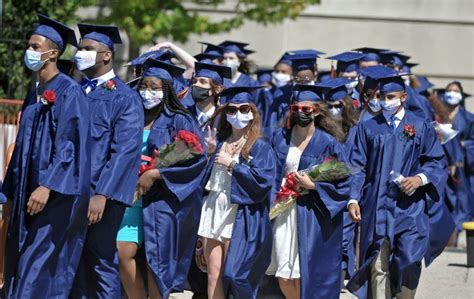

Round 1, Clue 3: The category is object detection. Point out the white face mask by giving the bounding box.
[381,98,402,115]
[75,50,97,71]
[273,72,291,87]
[139,90,163,109]
[368,98,382,112]
[24,49,53,72]
[329,107,342,120]
[345,79,358,93]
[226,111,254,129]
[223,59,240,72]
[444,91,463,106]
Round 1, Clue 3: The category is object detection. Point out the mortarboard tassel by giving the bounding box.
[330,61,336,79]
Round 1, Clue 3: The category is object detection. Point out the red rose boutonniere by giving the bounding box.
[403,124,416,139]
[104,79,116,91]
[42,90,56,105]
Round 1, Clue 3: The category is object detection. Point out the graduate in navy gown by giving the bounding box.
[266,52,320,139]
[132,58,207,299]
[433,82,474,242]
[267,84,351,299]
[198,86,275,299]
[346,72,447,299]
[318,78,361,283]
[70,24,144,298]
[326,51,366,105]
[2,14,90,298]
[218,40,258,88]
[260,54,293,137]
[188,62,231,129]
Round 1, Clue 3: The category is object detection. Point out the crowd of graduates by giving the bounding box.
[1,13,473,299]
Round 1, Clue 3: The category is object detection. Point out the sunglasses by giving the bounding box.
[327,103,343,109]
[290,104,315,115]
[226,105,251,115]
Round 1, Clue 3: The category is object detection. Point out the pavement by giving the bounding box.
[170,231,474,299]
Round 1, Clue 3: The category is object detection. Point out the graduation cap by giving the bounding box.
[353,47,387,62]
[218,40,254,56]
[380,50,410,67]
[288,54,318,73]
[414,76,434,94]
[194,55,214,63]
[379,74,407,94]
[220,86,262,104]
[194,62,232,84]
[274,53,293,68]
[327,51,366,73]
[142,58,185,82]
[78,23,122,51]
[256,68,273,85]
[317,78,353,102]
[292,84,324,103]
[127,50,165,66]
[359,65,398,90]
[198,42,224,58]
[317,70,332,83]
[401,62,419,74]
[285,49,325,57]
[33,14,77,51]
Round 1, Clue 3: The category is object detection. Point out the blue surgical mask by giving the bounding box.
[24,49,53,72]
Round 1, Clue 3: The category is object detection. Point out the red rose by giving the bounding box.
[403,124,416,138]
[43,90,56,104]
[105,79,116,91]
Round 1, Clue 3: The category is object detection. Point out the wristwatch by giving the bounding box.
[227,161,237,172]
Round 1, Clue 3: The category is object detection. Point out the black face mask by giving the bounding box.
[292,112,314,127]
[192,86,211,102]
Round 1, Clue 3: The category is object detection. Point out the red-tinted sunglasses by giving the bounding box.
[290,104,315,115]
[226,105,252,115]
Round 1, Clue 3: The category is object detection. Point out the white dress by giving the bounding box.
[198,156,239,243]
[266,144,303,279]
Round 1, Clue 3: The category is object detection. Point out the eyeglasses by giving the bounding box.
[226,105,251,115]
[327,103,343,109]
[290,104,315,115]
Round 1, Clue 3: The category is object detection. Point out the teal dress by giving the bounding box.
[116,129,151,245]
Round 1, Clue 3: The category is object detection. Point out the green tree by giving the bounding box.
[0,0,94,101]
[99,0,318,59]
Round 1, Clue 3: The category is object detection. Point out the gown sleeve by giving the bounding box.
[95,93,144,204]
[418,121,448,202]
[311,139,352,219]
[230,139,276,206]
[348,123,369,203]
[158,115,207,202]
[38,85,89,196]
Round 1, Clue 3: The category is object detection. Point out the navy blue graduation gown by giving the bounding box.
[2,73,90,298]
[142,107,207,298]
[347,111,447,297]
[341,125,358,278]
[71,76,143,299]
[405,86,433,121]
[88,77,144,206]
[223,73,258,88]
[442,106,474,230]
[271,127,351,299]
[202,138,275,299]
[256,88,275,137]
[263,84,292,138]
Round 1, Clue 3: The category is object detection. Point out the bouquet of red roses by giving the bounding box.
[133,130,203,202]
[269,156,350,220]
